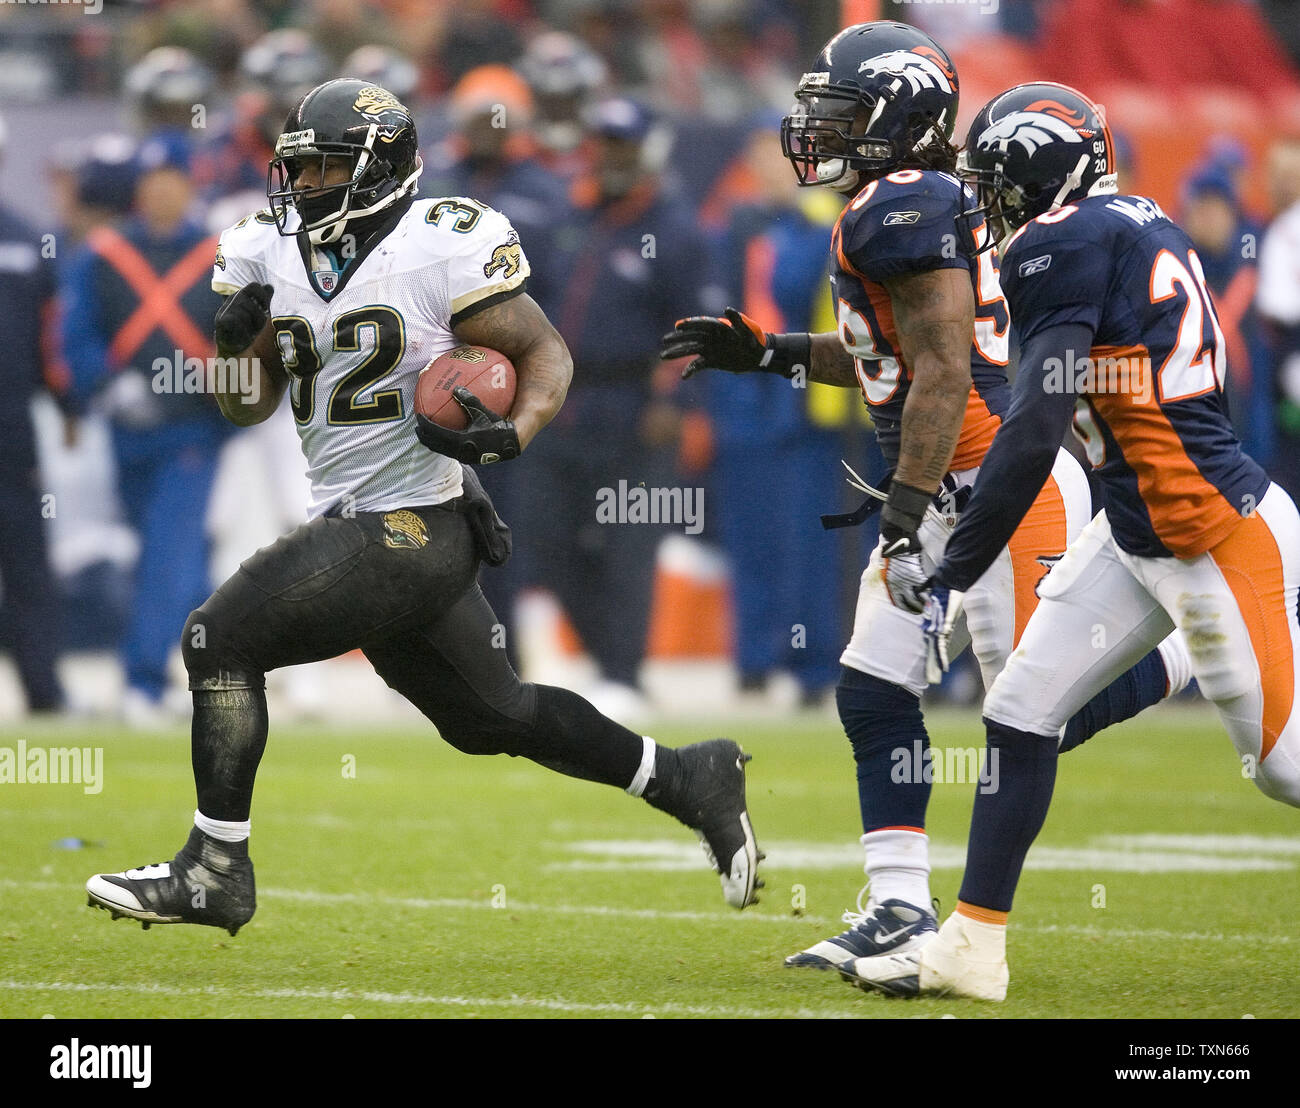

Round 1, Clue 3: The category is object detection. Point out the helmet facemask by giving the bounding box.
[268,123,422,245]
[782,87,957,193]
[957,152,1036,245]
[781,89,894,193]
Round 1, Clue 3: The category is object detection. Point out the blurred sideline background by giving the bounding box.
[0,0,1297,727]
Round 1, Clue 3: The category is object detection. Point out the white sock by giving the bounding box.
[861,828,931,908]
[624,736,656,797]
[194,809,250,844]
[1157,632,1194,697]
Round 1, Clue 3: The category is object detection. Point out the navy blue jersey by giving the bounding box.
[1000,194,1270,557]
[829,169,1011,468]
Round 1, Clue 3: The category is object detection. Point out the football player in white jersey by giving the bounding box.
[86,79,761,935]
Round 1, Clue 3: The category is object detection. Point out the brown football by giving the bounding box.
[416,345,517,430]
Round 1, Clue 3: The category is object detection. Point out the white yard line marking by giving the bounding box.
[551,836,1300,874]
[0,980,853,1020]
[5,877,1295,943]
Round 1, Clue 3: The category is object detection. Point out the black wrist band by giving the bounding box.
[765,332,812,379]
[880,481,933,541]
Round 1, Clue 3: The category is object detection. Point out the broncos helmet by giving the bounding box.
[780,21,959,193]
[960,82,1117,240]
[268,78,423,246]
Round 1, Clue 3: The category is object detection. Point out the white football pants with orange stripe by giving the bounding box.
[984,482,1300,806]
[841,448,1091,696]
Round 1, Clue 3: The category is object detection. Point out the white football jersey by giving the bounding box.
[212,197,530,518]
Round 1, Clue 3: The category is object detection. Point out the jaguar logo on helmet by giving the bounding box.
[856,48,955,95]
[976,105,1088,158]
[352,85,408,118]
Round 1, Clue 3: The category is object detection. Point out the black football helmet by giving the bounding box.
[268,78,423,245]
[960,82,1116,241]
[780,21,959,193]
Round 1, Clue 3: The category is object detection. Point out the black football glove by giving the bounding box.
[214,282,274,353]
[415,386,521,465]
[661,306,809,381]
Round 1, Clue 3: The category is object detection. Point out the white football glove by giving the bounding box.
[881,533,930,613]
[921,582,965,684]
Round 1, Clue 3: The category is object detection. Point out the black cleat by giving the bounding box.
[85,828,256,936]
[653,739,762,909]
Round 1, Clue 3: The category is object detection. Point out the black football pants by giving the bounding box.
[181,501,645,822]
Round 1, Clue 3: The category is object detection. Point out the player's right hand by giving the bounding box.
[881,533,930,612]
[661,307,770,379]
[214,282,274,353]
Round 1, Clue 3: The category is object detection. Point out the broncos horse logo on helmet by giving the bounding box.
[781,21,959,193]
[960,82,1116,241]
[267,77,423,245]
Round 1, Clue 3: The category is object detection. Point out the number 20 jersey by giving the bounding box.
[211,198,530,519]
[829,168,1012,470]
[1000,194,1270,558]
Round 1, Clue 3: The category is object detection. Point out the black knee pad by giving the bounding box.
[182,607,264,691]
[836,665,926,764]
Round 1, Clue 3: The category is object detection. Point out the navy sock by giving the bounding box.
[836,666,930,832]
[957,719,1058,913]
[1060,647,1167,753]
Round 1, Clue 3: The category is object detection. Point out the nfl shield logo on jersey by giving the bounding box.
[315,270,337,293]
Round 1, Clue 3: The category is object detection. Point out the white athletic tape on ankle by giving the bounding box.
[625,736,656,797]
[194,809,251,843]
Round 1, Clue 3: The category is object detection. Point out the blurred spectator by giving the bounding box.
[124,46,214,140]
[339,44,421,103]
[513,97,714,712]
[434,0,527,89]
[421,63,572,663]
[1256,135,1300,500]
[1180,159,1272,463]
[516,30,609,181]
[0,113,70,714]
[698,117,850,703]
[60,133,228,725]
[196,28,329,213]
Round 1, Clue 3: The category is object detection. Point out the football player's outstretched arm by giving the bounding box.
[452,291,571,451]
[660,308,859,386]
[886,267,975,493]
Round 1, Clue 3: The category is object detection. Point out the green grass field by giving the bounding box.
[1,705,1296,1019]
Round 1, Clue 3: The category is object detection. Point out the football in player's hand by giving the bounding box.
[416,346,517,429]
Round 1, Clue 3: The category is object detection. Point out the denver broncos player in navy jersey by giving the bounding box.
[663,26,1190,979]
[848,83,1300,1002]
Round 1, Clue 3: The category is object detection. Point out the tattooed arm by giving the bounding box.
[884,267,974,493]
[808,332,859,386]
[453,291,571,451]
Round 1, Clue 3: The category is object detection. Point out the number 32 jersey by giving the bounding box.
[1000,194,1270,558]
[211,198,530,518]
[830,168,1011,470]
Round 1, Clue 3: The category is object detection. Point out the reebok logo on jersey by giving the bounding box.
[883,210,922,226]
[1019,254,1052,277]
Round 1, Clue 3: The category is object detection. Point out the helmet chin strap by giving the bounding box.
[307,154,424,245]
[1048,153,1091,213]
